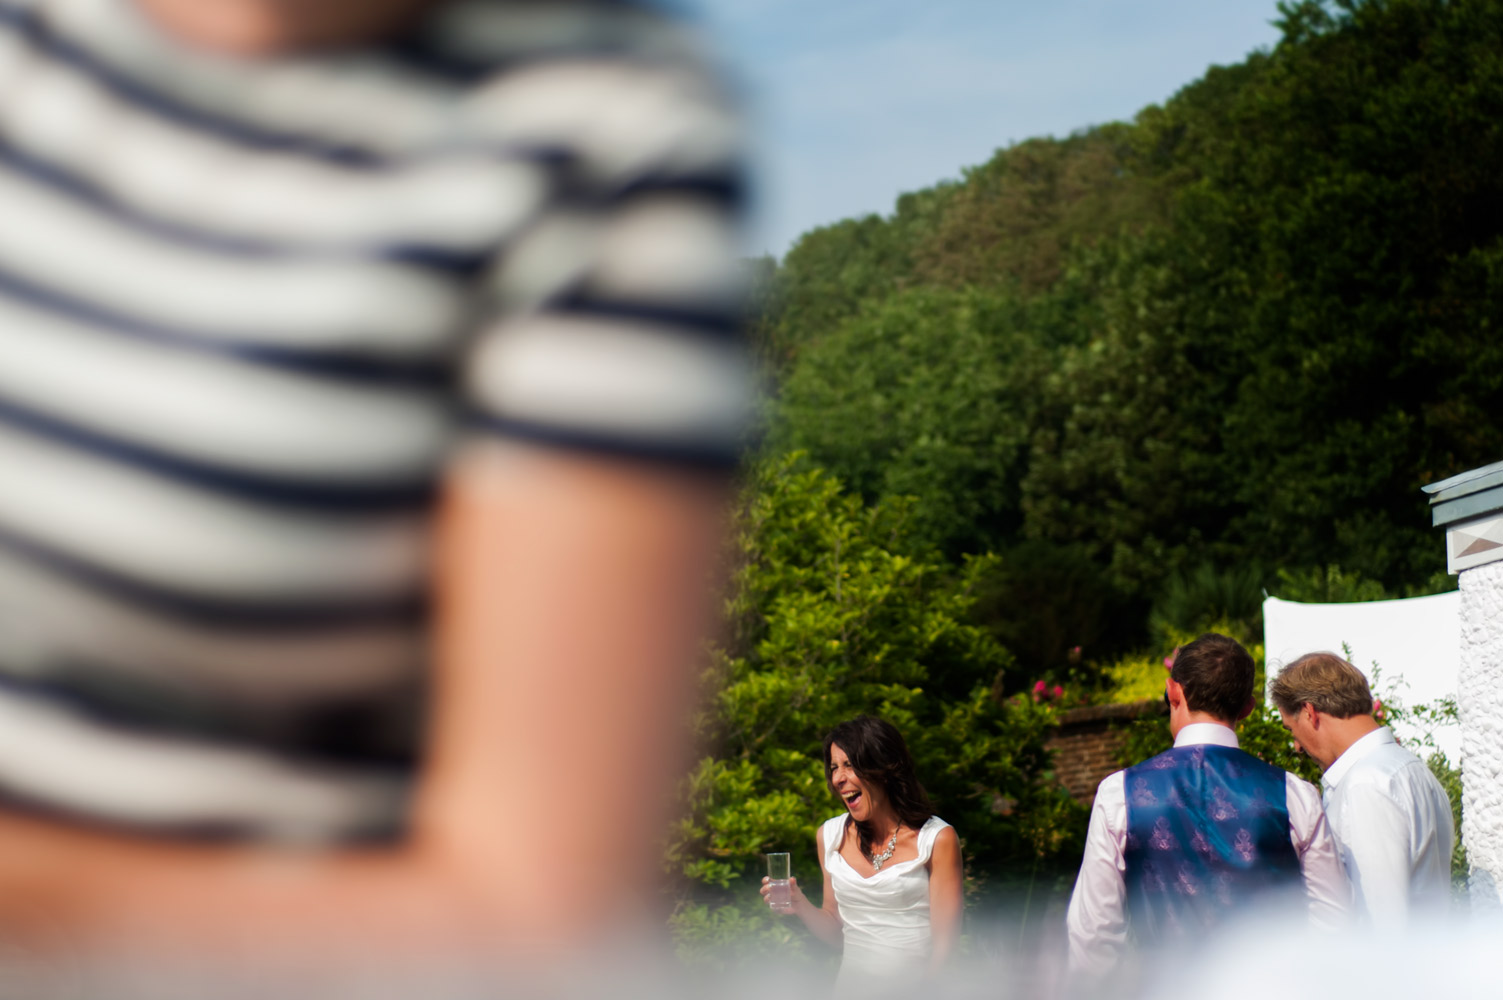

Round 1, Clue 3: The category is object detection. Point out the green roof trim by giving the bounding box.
[1423,459,1503,501]
[1426,460,1503,528]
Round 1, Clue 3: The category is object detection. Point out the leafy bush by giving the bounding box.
[1426,753,1468,889]
[1271,564,1457,603]
[1270,565,1391,604]
[1150,564,1266,645]
[970,540,1142,686]
[1103,649,1176,706]
[1101,620,1266,705]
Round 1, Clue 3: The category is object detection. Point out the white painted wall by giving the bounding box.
[1459,559,1503,911]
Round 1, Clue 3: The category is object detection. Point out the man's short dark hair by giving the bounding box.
[1170,632,1255,723]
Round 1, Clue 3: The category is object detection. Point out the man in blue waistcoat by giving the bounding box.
[1065,633,1348,980]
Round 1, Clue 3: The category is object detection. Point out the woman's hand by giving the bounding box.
[759,875,809,916]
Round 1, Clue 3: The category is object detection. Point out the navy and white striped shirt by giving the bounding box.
[0,0,751,841]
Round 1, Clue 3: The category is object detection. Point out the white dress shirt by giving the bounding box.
[1065,723,1348,977]
[1321,726,1453,927]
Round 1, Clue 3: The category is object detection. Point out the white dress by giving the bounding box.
[821,813,952,992]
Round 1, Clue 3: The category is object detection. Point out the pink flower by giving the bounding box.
[1164,647,1179,672]
[1034,680,1047,694]
[1372,698,1386,721]
[1051,685,1064,700]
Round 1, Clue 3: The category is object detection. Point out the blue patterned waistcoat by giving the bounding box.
[1123,743,1301,944]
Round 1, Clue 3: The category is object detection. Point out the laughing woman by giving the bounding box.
[761,716,963,989]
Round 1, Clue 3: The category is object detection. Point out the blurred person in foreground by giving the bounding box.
[0,0,749,966]
[760,716,963,993]
[1065,633,1347,983]
[1270,653,1454,927]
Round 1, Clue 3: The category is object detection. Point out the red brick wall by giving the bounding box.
[1047,700,1166,806]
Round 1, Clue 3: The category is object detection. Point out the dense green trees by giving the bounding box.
[1140,0,1503,585]
[763,0,1502,665]
[773,287,1046,558]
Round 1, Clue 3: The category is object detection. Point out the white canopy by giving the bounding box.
[1262,592,1461,762]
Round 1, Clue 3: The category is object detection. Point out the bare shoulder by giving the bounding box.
[932,824,961,850]
[926,822,962,881]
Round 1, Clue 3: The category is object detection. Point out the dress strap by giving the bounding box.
[913,816,950,864]
[822,813,850,865]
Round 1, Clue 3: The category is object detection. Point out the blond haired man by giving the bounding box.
[1271,653,1454,926]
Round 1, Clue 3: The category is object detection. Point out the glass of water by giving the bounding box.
[766,852,792,912]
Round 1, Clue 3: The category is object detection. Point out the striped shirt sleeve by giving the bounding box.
[457,47,755,470]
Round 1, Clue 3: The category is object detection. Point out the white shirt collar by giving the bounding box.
[1173,722,1240,749]
[1322,725,1396,790]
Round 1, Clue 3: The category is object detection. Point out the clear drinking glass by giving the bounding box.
[766,852,792,912]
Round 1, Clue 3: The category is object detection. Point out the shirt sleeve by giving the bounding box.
[1333,777,1417,929]
[1285,773,1351,931]
[458,41,754,471]
[1066,770,1129,979]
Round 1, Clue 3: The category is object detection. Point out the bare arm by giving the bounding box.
[925,826,963,970]
[419,444,730,942]
[762,826,843,949]
[0,446,730,959]
[800,826,846,948]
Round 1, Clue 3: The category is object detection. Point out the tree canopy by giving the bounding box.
[760,0,1499,672]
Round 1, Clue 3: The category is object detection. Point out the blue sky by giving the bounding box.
[687,0,1286,257]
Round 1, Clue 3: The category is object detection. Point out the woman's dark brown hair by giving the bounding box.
[822,715,935,859]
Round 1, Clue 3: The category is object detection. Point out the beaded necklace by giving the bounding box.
[868,827,900,871]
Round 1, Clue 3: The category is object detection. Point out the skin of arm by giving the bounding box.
[762,826,844,949]
[134,0,436,54]
[924,826,963,971]
[0,445,731,959]
[418,444,731,943]
[800,825,846,948]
